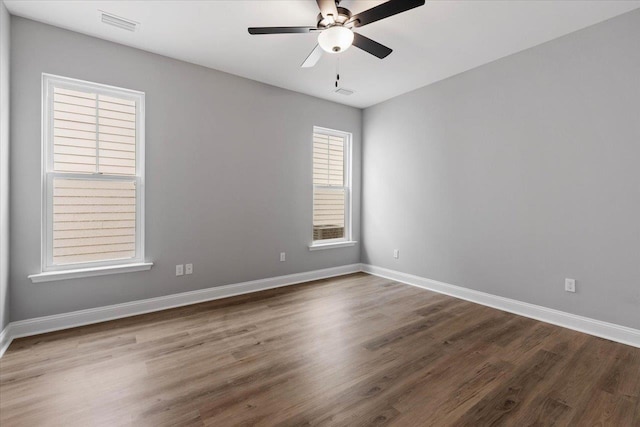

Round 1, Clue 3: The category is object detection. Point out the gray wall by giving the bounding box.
[362,10,640,329]
[10,17,361,322]
[0,1,9,331]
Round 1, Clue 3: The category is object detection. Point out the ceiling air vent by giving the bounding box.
[334,88,354,96]
[100,11,139,32]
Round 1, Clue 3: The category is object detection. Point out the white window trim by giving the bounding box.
[28,262,153,283]
[309,126,356,250]
[33,74,151,281]
[308,240,357,251]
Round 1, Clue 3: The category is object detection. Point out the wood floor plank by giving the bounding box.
[1,272,638,426]
[570,390,636,426]
[520,396,573,426]
[544,337,618,413]
[451,349,565,425]
[597,342,640,399]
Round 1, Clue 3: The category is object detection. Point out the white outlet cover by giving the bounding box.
[176,264,184,276]
[565,278,576,293]
[280,252,286,262]
[185,264,193,275]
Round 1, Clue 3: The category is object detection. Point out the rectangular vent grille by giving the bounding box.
[334,88,354,96]
[100,11,139,32]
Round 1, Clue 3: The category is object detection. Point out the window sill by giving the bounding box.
[308,241,358,251]
[28,262,154,283]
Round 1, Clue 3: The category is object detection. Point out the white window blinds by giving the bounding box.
[53,87,136,175]
[43,74,145,271]
[52,178,136,265]
[313,133,344,186]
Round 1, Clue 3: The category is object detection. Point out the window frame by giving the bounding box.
[311,126,353,247]
[40,73,146,273]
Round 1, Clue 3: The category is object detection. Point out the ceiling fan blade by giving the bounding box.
[301,44,323,68]
[351,0,425,27]
[248,26,316,35]
[352,33,392,59]
[316,0,339,19]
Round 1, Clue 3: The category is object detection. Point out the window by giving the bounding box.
[38,74,146,276]
[311,127,352,247]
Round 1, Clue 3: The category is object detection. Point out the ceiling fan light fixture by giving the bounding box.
[318,26,354,53]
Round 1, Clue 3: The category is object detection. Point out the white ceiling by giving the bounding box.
[6,0,640,108]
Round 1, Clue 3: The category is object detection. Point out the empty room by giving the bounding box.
[0,0,639,425]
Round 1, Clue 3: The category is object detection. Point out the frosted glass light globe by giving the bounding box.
[318,26,354,53]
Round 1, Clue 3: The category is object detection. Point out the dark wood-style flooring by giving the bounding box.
[1,273,639,426]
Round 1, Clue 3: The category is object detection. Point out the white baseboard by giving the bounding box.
[0,263,361,358]
[361,264,640,349]
[0,324,11,357]
[2,262,638,358]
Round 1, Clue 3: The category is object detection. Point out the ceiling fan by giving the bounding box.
[248,0,426,68]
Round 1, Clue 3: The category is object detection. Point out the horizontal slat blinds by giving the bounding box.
[313,188,345,226]
[98,95,136,175]
[53,87,97,173]
[313,133,344,186]
[53,87,136,176]
[53,178,136,265]
[313,131,346,241]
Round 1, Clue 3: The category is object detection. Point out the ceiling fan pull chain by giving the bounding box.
[335,58,340,88]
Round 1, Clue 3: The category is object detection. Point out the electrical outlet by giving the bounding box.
[176,264,184,276]
[393,249,399,259]
[280,252,286,262]
[565,278,576,293]
[185,263,193,275]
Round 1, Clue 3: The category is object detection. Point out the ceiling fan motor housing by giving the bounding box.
[317,7,353,29]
